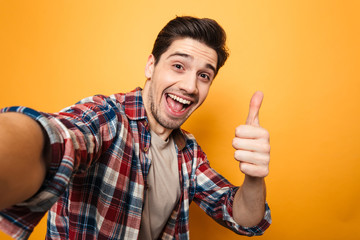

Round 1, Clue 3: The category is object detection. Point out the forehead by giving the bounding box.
[163,38,218,68]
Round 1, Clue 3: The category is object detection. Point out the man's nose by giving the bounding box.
[178,73,198,94]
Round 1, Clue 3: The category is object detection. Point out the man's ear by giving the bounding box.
[145,54,155,79]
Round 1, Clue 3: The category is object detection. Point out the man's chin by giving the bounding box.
[156,116,187,130]
[151,105,190,130]
[159,121,184,130]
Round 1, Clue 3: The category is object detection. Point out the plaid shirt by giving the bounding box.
[0,88,271,239]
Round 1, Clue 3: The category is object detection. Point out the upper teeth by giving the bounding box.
[168,94,191,105]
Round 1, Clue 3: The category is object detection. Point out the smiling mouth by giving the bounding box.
[166,93,192,113]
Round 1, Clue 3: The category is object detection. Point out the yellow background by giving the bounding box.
[1,1,359,239]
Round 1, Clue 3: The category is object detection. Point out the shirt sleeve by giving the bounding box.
[0,95,120,239]
[193,152,271,236]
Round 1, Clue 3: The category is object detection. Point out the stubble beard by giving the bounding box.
[150,101,185,130]
[148,90,187,130]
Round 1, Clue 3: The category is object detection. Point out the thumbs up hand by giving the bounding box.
[232,91,270,178]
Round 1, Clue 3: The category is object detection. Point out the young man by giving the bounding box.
[0,16,271,239]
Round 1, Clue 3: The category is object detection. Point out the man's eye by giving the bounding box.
[174,64,183,70]
[200,73,210,80]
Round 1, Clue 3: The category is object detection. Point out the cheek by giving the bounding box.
[153,70,176,87]
[198,85,210,102]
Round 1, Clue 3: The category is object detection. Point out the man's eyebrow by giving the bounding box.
[167,52,192,59]
[167,52,217,74]
[205,63,216,75]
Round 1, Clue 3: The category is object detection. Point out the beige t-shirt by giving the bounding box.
[138,131,181,240]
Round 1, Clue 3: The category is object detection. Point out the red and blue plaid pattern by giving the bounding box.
[0,88,271,239]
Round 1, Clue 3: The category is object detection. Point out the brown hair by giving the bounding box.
[151,16,229,76]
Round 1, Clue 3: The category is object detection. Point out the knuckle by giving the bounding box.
[266,155,270,163]
[255,141,270,153]
[255,153,270,166]
[255,152,264,162]
[261,168,269,177]
[262,154,270,165]
[264,167,270,176]
[262,129,270,139]
[255,167,269,178]
[263,143,271,153]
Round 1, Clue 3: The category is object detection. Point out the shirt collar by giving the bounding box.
[124,87,147,120]
[124,87,187,150]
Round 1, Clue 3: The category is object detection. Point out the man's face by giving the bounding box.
[143,38,218,133]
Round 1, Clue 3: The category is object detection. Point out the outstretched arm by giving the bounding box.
[0,112,48,210]
[232,91,270,227]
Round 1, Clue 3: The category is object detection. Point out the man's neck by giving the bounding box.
[148,120,173,141]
